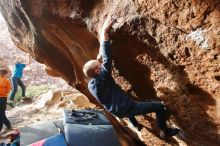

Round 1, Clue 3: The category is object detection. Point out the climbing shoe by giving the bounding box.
[7,100,15,108]
[0,127,12,135]
[160,128,180,139]
[20,97,32,103]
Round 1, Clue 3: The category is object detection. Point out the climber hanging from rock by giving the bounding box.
[83,15,181,139]
[8,54,31,107]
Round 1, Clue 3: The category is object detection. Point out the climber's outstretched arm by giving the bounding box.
[97,15,115,77]
[97,15,115,61]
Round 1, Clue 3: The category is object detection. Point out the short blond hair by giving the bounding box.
[83,60,99,78]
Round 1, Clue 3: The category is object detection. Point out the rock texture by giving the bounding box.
[0,0,220,145]
[0,14,68,87]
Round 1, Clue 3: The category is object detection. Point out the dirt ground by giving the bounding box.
[6,89,95,129]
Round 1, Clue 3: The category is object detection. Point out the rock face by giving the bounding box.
[0,0,220,145]
[0,14,68,87]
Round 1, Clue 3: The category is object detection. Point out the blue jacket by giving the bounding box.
[12,63,26,78]
[88,41,132,117]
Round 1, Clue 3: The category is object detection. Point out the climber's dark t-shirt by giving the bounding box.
[88,41,132,117]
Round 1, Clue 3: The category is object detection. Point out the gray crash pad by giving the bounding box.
[20,121,60,146]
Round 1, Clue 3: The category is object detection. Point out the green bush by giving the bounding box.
[12,85,50,102]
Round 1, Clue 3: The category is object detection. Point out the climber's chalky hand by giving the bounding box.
[100,15,116,41]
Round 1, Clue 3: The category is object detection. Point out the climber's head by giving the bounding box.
[0,68,9,78]
[83,60,101,78]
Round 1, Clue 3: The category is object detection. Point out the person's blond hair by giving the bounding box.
[83,60,99,78]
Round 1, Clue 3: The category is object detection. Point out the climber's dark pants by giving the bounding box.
[124,101,167,130]
[0,98,11,132]
[10,77,26,100]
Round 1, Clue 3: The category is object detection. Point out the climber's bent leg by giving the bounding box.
[123,101,167,130]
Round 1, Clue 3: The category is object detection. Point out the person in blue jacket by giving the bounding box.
[83,15,180,138]
[8,54,31,105]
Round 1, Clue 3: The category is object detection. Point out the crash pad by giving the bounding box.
[20,121,59,146]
